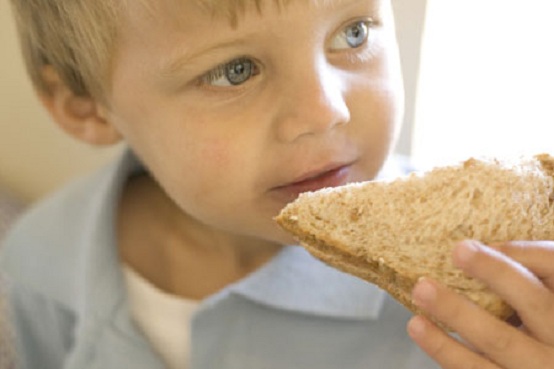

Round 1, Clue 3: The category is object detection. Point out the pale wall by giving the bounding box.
[0,0,425,202]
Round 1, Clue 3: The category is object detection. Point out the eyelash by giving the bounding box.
[199,57,260,87]
[201,66,226,85]
[333,19,378,62]
[197,18,377,88]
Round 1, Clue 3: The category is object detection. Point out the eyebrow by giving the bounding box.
[160,0,374,75]
[160,38,251,77]
[313,0,370,10]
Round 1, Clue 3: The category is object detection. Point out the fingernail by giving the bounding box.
[454,240,479,266]
[407,316,427,338]
[412,278,437,307]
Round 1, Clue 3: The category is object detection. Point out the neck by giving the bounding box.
[118,173,283,300]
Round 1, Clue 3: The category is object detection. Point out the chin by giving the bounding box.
[279,233,300,247]
[265,226,299,246]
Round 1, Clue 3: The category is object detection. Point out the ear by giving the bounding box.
[38,66,122,146]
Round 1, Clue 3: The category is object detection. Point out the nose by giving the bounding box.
[274,62,351,142]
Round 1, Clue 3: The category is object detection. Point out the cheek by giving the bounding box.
[200,138,232,169]
[353,86,402,132]
[169,139,236,211]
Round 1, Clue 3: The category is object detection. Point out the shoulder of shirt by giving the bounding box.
[0,148,137,309]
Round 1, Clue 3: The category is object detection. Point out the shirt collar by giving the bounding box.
[229,245,385,320]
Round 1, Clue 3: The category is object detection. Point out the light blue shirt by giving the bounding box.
[1,149,439,369]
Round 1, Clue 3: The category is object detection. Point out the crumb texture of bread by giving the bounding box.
[276,154,554,320]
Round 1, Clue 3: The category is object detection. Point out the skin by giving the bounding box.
[107,0,403,245]
[42,0,404,299]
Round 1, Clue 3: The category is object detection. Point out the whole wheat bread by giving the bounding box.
[276,154,554,322]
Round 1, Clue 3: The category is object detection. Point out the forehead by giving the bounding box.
[132,0,282,18]
[130,0,356,25]
[115,0,388,63]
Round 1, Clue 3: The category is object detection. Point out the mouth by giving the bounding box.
[271,163,354,202]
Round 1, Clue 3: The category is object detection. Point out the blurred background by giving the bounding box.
[412,0,554,168]
[1,0,553,203]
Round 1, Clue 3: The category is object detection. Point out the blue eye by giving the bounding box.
[345,21,369,48]
[202,57,259,87]
[331,19,373,50]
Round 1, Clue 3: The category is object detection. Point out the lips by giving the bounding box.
[272,163,353,201]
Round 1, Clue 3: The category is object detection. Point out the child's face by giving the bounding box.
[102,0,403,244]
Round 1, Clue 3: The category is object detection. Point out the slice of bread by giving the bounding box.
[276,154,554,323]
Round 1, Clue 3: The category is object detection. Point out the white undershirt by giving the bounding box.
[123,266,200,369]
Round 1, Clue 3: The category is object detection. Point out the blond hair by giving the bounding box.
[9,0,291,102]
[9,0,120,101]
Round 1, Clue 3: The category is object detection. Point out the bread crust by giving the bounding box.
[276,154,554,327]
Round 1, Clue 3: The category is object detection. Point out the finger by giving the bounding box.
[454,240,554,345]
[412,277,552,369]
[494,241,554,289]
[407,315,498,369]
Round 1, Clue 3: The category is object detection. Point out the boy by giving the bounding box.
[2,0,554,368]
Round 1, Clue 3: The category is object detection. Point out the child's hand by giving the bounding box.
[407,240,554,369]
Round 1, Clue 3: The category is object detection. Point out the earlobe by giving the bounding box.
[38,66,122,146]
